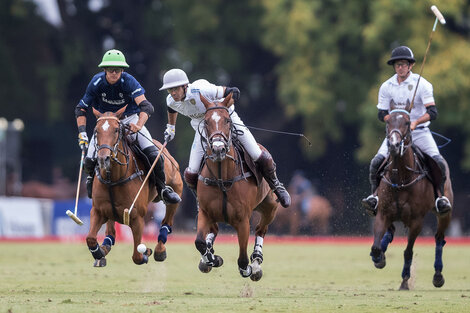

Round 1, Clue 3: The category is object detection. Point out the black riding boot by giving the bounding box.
[84,157,97,199]
[142,146,181,204]
[361,154,385,216]
[432,155,452,214]
[256,150,291,208]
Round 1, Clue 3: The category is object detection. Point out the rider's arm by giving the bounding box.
[167,110,178,126]
[410,102,435,130]
[135,94,153,128]
[378,109,389,122]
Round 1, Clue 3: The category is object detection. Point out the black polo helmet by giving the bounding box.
[387,46,416,65]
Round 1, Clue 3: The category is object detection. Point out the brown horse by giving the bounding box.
[272,194,332,235]
[86,106,183,266]
[194,93,279,281]
[370,100,453,290]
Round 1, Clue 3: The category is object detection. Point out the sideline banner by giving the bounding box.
[0,197,48,237]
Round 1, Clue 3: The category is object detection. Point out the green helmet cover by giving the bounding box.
[98,49,129,68]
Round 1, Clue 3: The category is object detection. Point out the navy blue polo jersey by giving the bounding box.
[78,72,145,115]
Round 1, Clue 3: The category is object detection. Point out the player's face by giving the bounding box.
[104,67,123,84]
[167,86,185,101]
[394,61,413,80]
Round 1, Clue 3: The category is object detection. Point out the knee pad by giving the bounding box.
[184,168,198,189]
[370,155,386,173]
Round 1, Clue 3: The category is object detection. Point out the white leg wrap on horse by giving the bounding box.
[205,233,215,245]
[254,236,263,254]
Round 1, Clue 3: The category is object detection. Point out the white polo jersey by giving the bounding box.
[165,79,234,130]
[377,72,434,127]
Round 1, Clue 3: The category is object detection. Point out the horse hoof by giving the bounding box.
[154,250,167,262]
[239,265,252,278]
[250,261,263,281]
[374,259,386,269]
[93,257,107,267]
[198,260,212,273]
[213,255,224,268]
[398,276,410,290]
[144,248,153,257]
[433,272,445,288]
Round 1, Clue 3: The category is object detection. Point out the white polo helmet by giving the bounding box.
[159,69,189,90]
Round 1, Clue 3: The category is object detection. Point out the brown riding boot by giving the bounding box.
[256,151,291,208]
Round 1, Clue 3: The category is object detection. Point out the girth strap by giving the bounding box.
[198,171,252,188]
[95,168,144,187]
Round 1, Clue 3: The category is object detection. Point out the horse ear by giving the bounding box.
[389,99,397,110]
[115,105,128,119]
[221,92,232,107]
[92,107,102,118]
[199,93,214,109]
[405,99,411,112]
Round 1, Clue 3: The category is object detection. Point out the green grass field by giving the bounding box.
[0,238,468,313]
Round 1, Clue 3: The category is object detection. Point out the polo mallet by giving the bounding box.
[123,140,168,225]
[66,148,85,225]
[410,5,446,110]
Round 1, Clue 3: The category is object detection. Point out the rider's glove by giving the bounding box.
[224,87,240,101]
[78,132,89,150]
[164,124,176,142]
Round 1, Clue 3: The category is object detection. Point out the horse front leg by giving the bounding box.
[154,202,177,262]
[130,215,152,265]
[195,212,222,273]
[86,207,107,267]
[236,218,251,278]
[100,220,116,258]
[370,212,388,269]
[433,213,451,288]
[399,221,422,290]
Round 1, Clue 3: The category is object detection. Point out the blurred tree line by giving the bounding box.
[0,0,469,234]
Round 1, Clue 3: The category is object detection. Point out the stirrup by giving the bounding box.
[362,195,378,216]
[161,186,181,204]
[435,196,451,214]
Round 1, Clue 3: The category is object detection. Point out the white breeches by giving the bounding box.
[377,127,440,158]
[87,113,154,158]
[187,111,262,173]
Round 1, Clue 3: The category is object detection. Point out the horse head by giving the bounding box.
[387,99,412,157]
[93,106,127,171]
[200,93,233,162]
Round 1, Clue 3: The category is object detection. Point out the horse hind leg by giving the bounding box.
[249,236,264,282]
[399,223,422,290]
[433,214,450,288]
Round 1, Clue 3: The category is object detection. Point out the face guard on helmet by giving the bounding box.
[98,49,129,68]
[159,69,189,90]
[387,46,416,65]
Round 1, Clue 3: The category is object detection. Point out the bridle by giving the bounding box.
[387,109,412,157]
[95,116,129,166]
[203,106,233,162]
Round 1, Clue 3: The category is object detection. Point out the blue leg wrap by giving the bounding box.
[434,239,446,272]
[90,243,105,260]
[102,235,115,246]
[401,250,413,279]
[158,224,172,244]
[380,230,393,253]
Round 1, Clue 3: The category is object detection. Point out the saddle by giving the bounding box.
[232,140,264,187]
[128,139,161,187]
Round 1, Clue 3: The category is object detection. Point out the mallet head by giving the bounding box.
[431,5,446,25]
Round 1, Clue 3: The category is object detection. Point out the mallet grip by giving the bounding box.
[431,5,446,24]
